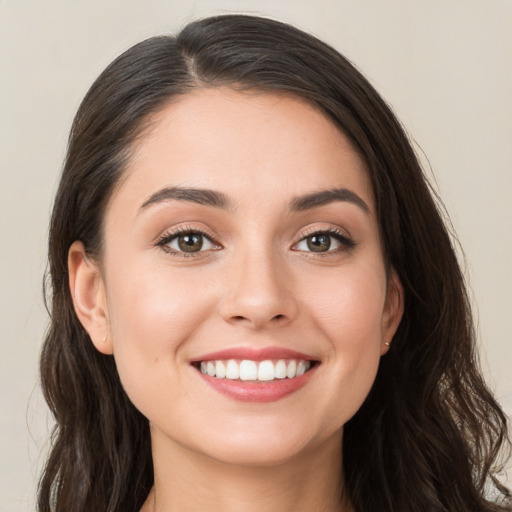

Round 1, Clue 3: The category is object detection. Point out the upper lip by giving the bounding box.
[190,346,318,363]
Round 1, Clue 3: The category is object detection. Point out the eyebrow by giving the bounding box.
[289,188,370,214]
[140,186,233,211]
[139,186,369,215]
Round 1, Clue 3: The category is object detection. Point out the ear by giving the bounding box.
[68,241,113,355]
[380,269,404,355]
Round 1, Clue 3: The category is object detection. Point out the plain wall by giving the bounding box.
[1,1,511,509]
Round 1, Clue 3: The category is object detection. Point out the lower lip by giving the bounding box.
[196,365,318,402]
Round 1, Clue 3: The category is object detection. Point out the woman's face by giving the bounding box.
[72,88,403,466]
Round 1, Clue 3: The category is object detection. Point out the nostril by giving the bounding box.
[229,313,286,323]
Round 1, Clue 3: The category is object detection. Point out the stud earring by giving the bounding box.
[384,342,390,347]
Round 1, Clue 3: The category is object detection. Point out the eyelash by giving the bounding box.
[293,227,356,255]
[155,226,220,259]
[154,226,355,258]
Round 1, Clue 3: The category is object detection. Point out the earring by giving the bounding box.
[384,342,390,347]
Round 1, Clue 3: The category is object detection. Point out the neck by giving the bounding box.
[144,426,352,512]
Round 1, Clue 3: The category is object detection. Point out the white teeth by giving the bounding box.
[198,358,312,381]
[296,360,307,376]
[215,360,226,379]
[226,359,239,379]
[239,360,258,381]
[206,361,216,376]
[257,360,275,381]
[275,359,287,379]
[286,360,297,379]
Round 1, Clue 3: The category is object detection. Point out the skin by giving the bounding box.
[69,89,403,512]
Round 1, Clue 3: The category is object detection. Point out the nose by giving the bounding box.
[219,249,298,330]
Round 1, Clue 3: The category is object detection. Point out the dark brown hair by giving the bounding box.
[39,14,511,512]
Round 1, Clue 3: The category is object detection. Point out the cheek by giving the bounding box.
[104,265,216,406]
[299,264,386,417]
[304,263,387,346]
[107,261,215,343]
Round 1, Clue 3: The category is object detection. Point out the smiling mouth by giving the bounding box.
[192,359,318,382]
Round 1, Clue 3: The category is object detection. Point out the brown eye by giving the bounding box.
[159,230,216,255]
[294,230,355,254]
[178,233,204,252]
[306,234,331,252]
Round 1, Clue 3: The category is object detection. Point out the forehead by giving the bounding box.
[110,88,374,215]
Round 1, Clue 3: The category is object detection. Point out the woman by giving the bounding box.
[39,14,511,512]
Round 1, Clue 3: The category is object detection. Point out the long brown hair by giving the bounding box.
[39,14,511,512]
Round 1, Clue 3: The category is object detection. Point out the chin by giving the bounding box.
[206,438,314,467]
[190,417,341,468]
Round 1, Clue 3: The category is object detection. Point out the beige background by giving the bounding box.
[1,1,511,509]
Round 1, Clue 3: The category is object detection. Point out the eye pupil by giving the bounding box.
[178,234,203,252]
[307,235,331,252]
